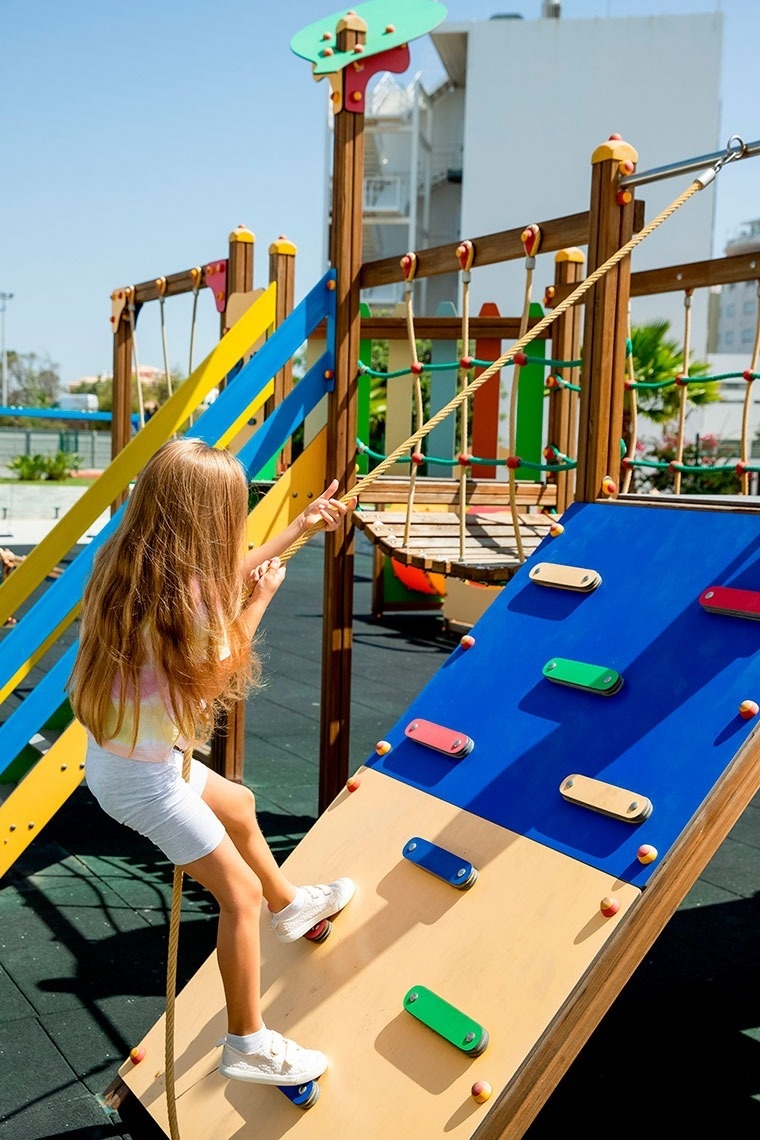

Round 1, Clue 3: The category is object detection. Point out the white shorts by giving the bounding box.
[85,740,226,866]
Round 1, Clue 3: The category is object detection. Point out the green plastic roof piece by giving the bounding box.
[291,0,447,76]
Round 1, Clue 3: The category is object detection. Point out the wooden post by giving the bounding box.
[318,13,366,812]
[268,237,297,472]
[548,248,585,512]
[575,137,637,502]
[110,288,137,513]
[210,226,255,783]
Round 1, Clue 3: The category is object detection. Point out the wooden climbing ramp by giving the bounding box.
[117,496,760,1138]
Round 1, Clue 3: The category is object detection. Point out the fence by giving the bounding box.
[0,428,111,470]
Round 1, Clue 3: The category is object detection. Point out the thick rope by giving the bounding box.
[187,269,202,428]
[673,290,693,495]
[126,290,146,431]
[458,273,471,560]
[282,177,704,565]
[507,246,536,563]
[739,281,760,494]
[159,291,174,399]
[621,313,637,494]
[165,747,192,1140]
[403,274,422,546]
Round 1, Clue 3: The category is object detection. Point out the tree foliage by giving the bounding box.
[4,351,61,408]
[629,319,718,423]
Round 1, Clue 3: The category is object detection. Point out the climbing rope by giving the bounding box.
[400,252,422,546]
[673,289,693,495]
[738,281,760,493]
[507,224,542,562]
[456,240,475,560]
[126,288,146,431]
[187,268,202,427]
[157,278,175,400]
[165,747,192,1140]
[282,168,718,565]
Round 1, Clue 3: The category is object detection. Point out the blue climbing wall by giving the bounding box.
[367,500,760,888]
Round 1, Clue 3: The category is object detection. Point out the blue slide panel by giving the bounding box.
[237,351,333,477]
[366,501,760,888]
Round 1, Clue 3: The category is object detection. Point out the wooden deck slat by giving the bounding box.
[354,506,551,583]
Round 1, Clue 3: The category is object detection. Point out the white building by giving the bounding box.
[712,220,760,355]
[345,6,723,357]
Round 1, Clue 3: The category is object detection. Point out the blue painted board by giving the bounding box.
[366,501,760,888]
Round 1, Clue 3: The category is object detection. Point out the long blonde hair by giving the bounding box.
[69,438,260,747]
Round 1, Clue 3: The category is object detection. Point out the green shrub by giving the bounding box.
[44,451,83,481]
[7,451,83,481]
[7,453,48,480]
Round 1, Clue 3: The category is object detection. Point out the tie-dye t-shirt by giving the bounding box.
[98,585,231,762]
[102,662,190,763]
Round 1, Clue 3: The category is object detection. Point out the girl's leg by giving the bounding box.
[182,834,265,1035]
[200,767,297,912]
[200,766,355,945]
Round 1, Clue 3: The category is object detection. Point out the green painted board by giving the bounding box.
[428,300,458,477]
[543,657,624,696]
[403,984,489,1055]
[291,0,447,75]
[515,301,546,482]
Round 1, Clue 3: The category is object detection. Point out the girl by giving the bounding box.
[69,438,356,1087]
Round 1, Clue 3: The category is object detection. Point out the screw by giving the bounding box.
[407,841,417,852]
[464,1031,475,1043]
[456,868,467,878]
[407,992,418,1004]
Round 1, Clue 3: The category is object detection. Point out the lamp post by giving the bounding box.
[0,292,13,407]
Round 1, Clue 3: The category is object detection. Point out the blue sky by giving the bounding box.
[2,0,757,386]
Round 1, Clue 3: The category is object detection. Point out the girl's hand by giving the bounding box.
[247,557,286,601]
[299,479,357,534]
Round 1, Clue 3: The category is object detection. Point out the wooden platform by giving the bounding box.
[354,476,556,583]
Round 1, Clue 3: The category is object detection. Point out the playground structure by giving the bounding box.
[0,0,760,1136]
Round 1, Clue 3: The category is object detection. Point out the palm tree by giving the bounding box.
[626,319,734,494]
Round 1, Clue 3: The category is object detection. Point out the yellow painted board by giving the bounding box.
[222,379,274,454]
[303,337,327,447]
[121,766,640,1139]
[0,285,277,626]
[246,429,327,548]
[0,721,87,878]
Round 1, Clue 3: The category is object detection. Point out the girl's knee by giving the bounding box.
[226,783,257,832]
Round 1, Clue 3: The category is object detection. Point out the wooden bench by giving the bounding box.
[354,476,559,596]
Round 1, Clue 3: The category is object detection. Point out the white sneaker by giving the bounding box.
[271,878,356,943]
[218,1029,328,1086]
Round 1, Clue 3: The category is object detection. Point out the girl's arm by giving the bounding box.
[242,478,356,577]
[239,558,287,641]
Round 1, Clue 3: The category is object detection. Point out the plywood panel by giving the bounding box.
[122,768,639,1138]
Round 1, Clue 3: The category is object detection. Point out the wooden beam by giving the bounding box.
[310,315,542,340]
[575,138,636,502]
[319,22,365,813]
[360,202,644,290]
